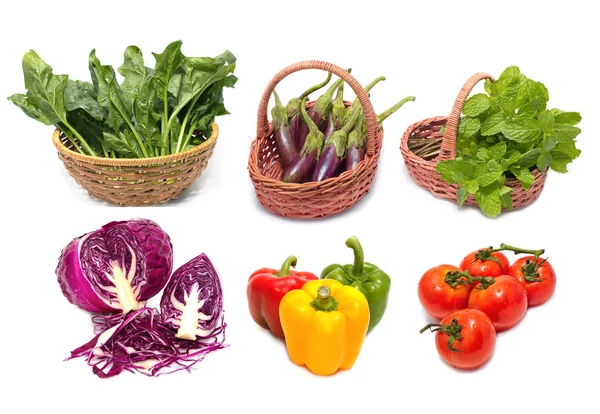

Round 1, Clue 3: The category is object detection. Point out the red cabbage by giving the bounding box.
[56,219,173,314]
[68,308,226,378]
[68,253,226,377]
[160,253,224,340]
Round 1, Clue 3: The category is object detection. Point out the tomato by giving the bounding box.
[468,275,528,331]
[417,264,473,320]
[421,309,496,370]
[460,248,510,277]
[507,256,556,306]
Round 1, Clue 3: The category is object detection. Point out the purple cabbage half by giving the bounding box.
[56,219,173,314]
[68,253,226,378]
[160,253,224,341]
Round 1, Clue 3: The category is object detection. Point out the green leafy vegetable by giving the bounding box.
[436,66,581,217]
[8,41,237,158]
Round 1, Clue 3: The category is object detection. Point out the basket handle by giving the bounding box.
[256,60,379,156]
[439,72,496,161]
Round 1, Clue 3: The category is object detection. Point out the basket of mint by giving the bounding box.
[400,67,581,218]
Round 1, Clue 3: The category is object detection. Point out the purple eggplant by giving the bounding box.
[294,72,350,149]
[311,102,363,182]
[345,95,416,171]
[281,97,324,183]
[271,90,297,167]
[286,72,332,140]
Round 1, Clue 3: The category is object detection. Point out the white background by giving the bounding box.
[1,0,598,412]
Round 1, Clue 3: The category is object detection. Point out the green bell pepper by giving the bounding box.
[320,236,391,332]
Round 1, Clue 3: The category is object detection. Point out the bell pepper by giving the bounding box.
[279,279,369,376]
[320,236,391,333]
[247,255,318,338]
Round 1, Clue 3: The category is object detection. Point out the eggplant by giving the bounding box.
[312,102,363,182]
[345,96,416,171]
[294,71,350,149]
[281,97,325,183]
[271,90,297,167]
[286,72,332,140]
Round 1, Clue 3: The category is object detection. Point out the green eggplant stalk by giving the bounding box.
[345,95,415,171]
[286,72,332,142]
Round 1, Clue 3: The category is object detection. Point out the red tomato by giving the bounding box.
[507,256,556,306]
[468,275,528,331]
[460,248,510,277]
[418,264,473,320]
[423,309,496,370]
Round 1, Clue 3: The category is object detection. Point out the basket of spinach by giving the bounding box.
[400,66,581,217]
[8,40,237,206]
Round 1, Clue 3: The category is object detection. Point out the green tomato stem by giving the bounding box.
[419,318,463,352]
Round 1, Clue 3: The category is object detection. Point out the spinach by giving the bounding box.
[436,66,581,218]
[8,41,237,158]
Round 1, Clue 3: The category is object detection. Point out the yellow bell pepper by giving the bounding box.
[279,279,370,376]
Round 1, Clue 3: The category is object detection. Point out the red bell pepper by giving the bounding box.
[247,255,318,338]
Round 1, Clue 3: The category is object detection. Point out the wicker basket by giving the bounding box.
[52,123,219,206]
[248,61,383,219]
[400,73,547,210]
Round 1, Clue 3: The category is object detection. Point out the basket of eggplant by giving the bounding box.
[248,60,414,219]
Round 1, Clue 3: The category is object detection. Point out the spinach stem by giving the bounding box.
[62,119,97,156]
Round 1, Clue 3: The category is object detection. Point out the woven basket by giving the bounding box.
[248,61,383,219]
[52,123,218,206]
[400,73,547,210]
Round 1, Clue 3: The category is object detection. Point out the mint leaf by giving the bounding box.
[481,112,506,136]
[466,180,479,193]
[538,110,555,135]
[543,136,557,152]
[476,170,504,186]
[500,193,513,210]
[457,117,481,140]
[488,142,507,161]
[517,148,542,168]
[551,109,581,125]
[501,150,521,169]
[475,184,503,218]
[537,151,552,172]
[553,124,581,141]
[510,167,535,190]
[457,186,468,208]
[487,159,502,172]
[502,118,541,143]
[463,94,490,116]
[517,98,541,119]
[549,139,581,172]
[436,160,474,185]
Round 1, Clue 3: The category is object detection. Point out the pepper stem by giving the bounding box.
[310,286,338,312]
[276,256,297,277]
[420,318,463,353]
[346,236,365,280]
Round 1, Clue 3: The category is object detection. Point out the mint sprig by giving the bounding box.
[437,66,582,217]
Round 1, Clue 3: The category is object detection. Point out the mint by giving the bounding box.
[436,66,582,217]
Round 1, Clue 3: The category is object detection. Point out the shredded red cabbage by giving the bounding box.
[68,307,227,378]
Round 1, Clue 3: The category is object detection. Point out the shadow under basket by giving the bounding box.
[400,73,548,212]
[52,123,219,206]
[248,60,383,219]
